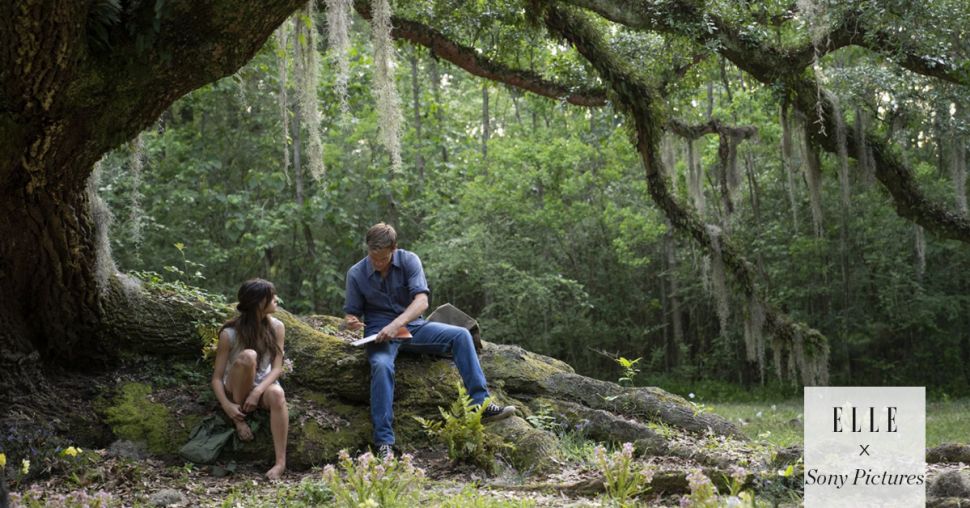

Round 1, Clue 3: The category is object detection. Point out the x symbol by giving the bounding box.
[859,445,871,456]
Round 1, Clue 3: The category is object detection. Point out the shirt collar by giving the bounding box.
[366,249,401,277]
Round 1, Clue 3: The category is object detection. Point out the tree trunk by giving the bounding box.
[0,1,308,395]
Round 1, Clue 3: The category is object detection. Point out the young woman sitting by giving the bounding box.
[211,278,288,480]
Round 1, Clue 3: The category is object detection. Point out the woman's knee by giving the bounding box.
[235,349,258,368]
[264,384,286,409]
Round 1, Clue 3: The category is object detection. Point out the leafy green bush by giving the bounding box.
[413,383,510,472]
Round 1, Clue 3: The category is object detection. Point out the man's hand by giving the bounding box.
[376,321,401,343]
[242,389,262,413]
[344,315,363,332]
[223,401,246,422]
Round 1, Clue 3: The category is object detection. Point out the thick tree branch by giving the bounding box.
[542,4,828,384]
[790,10,970,87]
[565,0,970,243]
[2,0,307,196]
[352,1,607,107]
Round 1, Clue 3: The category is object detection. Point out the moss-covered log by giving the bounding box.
[77,276,745,472]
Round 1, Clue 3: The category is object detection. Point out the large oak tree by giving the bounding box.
[3,0,968,402]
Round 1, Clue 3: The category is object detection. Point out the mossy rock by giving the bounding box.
[222,392,371,468]
[280,311,370,402]
[101,382,190,455]
[529,397,668,456]
[486,416,559,474]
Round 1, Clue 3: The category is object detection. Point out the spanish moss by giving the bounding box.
[296,2,326,181]
[854,108,873,187]
[828,91,851,211]
[706,224,729,336]
[799,111,824,237]
[371,0,404,172]
[781,102,800,230]
[275,23,291,185]
[743,292,766,383]
[325,0,352,115]
[687,138,705,216]
[89,159,117,292]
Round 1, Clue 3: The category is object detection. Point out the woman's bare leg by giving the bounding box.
[260,384,288,480]
[227,349,257,441]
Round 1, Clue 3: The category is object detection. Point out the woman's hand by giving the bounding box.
[223,402,246,422]
[243,389,262,413]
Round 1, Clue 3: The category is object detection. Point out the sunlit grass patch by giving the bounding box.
[708,397,970,448]
[927,398,970,446]
[708,400,803,448]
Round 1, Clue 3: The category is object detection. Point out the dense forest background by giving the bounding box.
[95,5,970,397]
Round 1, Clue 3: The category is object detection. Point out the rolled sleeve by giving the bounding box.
[403,253,430,299]
[343,268,364,316]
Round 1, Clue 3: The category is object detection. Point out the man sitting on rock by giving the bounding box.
[343,222,515,459]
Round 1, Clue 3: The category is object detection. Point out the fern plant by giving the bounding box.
[413,383,510,472]
[616,356,641,387]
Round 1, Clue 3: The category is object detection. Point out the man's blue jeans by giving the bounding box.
[366,321,489,446]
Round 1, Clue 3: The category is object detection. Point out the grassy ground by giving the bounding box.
[708,398,970,448]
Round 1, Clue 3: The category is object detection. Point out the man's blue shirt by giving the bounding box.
[343,248,431,335]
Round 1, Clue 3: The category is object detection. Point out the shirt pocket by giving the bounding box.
[393,281,412,305]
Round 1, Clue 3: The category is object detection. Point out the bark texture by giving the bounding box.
[0,0,307,393]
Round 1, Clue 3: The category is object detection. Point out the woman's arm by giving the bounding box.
[242,319,286,412]
[211,330,245,421]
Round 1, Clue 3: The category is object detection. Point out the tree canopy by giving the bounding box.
[3,0,970,397]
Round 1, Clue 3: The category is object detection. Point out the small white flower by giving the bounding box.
[688,393,695,399]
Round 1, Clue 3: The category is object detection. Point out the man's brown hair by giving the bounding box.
[365,222,397,251]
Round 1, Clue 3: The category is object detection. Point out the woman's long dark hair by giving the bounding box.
[220,278,282,368]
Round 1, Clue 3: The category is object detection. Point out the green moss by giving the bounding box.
[297,419,369,463]
[280,312,369,400]
[485,416,559,474]
[479,344,572,394]
[103,383,179,454]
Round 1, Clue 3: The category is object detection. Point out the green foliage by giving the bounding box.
[593,443,655,508]
[413,383,508,472]
[524,399,559,432]
[556,429,599,466]
[615,356,641,387]
[431,486,537,508]
[97,2,970,394]
[322,449,425,508]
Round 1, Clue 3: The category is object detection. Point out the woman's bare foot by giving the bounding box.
[233,420,254,441]
[265,463,285,481]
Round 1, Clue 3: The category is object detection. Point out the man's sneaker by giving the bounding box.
[377,443,395,461]
[481,403,516,422]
